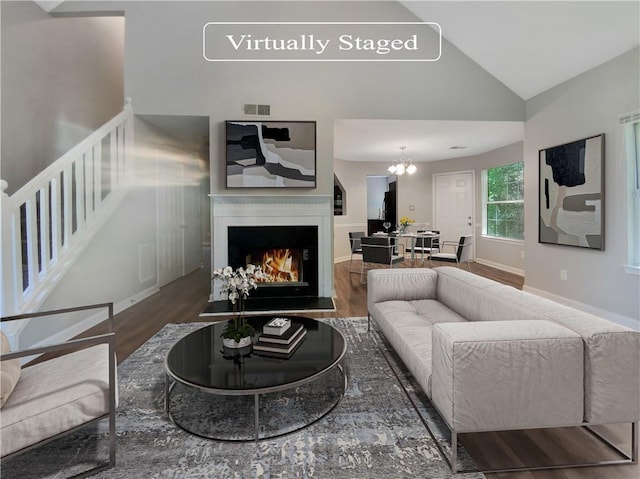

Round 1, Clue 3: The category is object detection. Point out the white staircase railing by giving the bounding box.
[1,100,133,343]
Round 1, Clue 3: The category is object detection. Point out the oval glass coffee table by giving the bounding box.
[164,315,347,441]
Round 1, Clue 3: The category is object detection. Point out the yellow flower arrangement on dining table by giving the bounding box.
[398,216,415,233]
[399,216,415,227]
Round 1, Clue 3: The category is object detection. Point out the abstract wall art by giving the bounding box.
[539,134,605,250]
[225,121,316,188]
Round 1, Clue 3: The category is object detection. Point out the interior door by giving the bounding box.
[433,171,474,251]
[157,161,183,287]
[181,161,202,275]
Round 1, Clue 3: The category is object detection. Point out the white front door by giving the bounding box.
[433,171,474,253]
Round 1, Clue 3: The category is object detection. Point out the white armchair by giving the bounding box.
[1,303,117,478]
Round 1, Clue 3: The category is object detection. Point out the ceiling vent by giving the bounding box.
[243,104,271,116]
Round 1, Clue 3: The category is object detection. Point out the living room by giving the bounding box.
[1,1,639,478]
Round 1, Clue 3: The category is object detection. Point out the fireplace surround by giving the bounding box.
[206,195,334,314]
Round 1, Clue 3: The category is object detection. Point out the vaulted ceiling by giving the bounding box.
[336,1,639,163]
[36,1,640,163]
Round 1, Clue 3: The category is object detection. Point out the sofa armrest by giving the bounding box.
[431,320,584,433]
[367,268,438,312]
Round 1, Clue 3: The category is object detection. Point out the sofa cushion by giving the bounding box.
[367,268,438,313]
[434,267,539,323]
[431,320,584,432]
[0,331,21,408]
[411,299,468,325]
[375,310,434,397]
[373,299,467,326]
[0,343,112,457]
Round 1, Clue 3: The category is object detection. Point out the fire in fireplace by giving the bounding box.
[228,225,318,298]
[249,248,304,285]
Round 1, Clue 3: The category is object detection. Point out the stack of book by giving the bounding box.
[253,317,306,358]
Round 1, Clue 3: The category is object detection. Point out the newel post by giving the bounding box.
[1,179,18,318]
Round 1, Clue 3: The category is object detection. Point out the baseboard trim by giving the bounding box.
[474,258,524,277]
[25,285,160,356]
[523,285,640,331]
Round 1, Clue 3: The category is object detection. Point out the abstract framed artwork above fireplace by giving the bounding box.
[225,121,317,188]
[206,195,334,314]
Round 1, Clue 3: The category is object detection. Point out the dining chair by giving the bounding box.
[348,231,365,273]
[360,236,404,283]
[410,230,440,265]
[429,234,473,270]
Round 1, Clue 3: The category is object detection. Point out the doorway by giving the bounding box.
[366,175,397,235]
[433,171,475,251]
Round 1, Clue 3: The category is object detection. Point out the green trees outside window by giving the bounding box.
[485,162,524,240]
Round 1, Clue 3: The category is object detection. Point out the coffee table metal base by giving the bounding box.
[165,362,347,442]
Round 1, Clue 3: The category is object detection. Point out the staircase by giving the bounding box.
[1,100,134,346]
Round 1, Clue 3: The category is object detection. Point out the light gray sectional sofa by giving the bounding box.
[367,266,640,473]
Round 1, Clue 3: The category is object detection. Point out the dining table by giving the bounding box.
[371,230,440,265]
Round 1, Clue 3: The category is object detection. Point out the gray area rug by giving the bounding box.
[1,317,485,478]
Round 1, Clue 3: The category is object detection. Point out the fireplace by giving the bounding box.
[204,195,335,315]
[228,225,318,298]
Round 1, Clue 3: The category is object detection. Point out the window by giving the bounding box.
[483,162,524,240]
[623,112,640,271]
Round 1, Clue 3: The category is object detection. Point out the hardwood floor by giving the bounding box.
[111,258,636,479]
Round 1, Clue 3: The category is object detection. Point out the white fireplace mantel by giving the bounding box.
[209,195,333,301]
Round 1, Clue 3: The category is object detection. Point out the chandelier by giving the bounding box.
[388,146,417,175]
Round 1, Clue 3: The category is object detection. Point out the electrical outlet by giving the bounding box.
[560,269,568,281]
[521,250,525,259]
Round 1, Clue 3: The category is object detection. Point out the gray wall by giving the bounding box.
[0,1,124,194]
[53,0,524,199]
[524,48,640,326]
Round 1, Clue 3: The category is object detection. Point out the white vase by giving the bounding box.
[222,336,252,349]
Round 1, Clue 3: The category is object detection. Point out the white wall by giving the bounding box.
[524,48,640,326]
[0,1,124,194]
